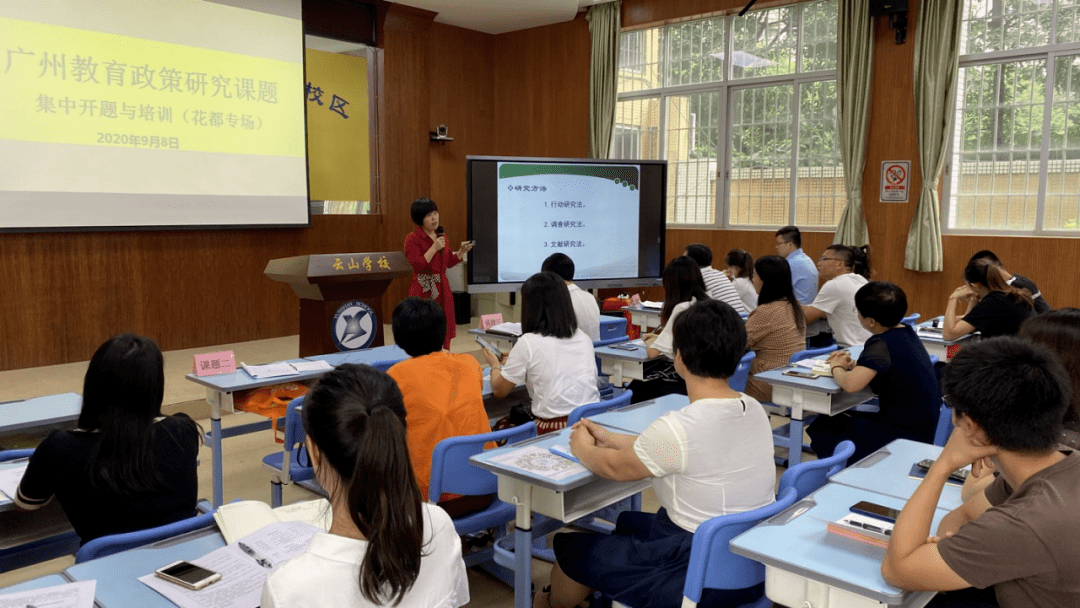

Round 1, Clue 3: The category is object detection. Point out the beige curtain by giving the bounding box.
[833,0,874,246]
[586,1,620,159]
[904,0,963,272]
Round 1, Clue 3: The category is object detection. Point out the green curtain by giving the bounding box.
[904,0,963,272]
[833,0,874,246]
[587,1,620,159]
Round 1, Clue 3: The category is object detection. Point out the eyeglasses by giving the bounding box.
[818,257,844,263]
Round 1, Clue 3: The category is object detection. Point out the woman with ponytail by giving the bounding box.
[942,258,1035,340]
[261,364,468,608]
[15,334,201,544]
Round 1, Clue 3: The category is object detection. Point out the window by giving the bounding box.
[947,0,1080,234]
[611,1,840,228]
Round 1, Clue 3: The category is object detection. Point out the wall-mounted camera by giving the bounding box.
[430,124,453,142]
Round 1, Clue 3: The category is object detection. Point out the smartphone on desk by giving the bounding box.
[916,458,970,483]
[850,501,901,524]
[782,369,818,379]
[609,343,638,351]
[155,560,221,590]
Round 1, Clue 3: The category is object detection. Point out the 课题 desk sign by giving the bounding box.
[194,351,237,377]
[480,313,504,330]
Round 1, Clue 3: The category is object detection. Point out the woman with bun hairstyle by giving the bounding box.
[261,364,469,608]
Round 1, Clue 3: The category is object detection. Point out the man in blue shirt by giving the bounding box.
[775,226,818,305]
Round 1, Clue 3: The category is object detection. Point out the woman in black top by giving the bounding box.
[943,258,1035,340]
[808,282,941,463]
[16,334,202,544]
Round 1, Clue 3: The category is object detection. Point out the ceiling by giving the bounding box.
[390,0,615,35]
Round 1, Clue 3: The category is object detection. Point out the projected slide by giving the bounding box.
[0,0,308,229]
[496,162,641,282]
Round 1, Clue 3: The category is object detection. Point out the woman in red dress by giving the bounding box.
[403,198,473,351]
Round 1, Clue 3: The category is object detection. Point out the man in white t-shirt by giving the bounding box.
[804,245,872,347]
[534,300,776,608]
[542,253,601,342]
[683,244,747,315]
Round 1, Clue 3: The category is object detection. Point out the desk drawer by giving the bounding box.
[765,567,934,608]
[497,478,650,523]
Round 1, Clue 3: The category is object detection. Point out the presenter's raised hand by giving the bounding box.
[456,241,474,257]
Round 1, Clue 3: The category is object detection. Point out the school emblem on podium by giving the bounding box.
[331,300,376,351]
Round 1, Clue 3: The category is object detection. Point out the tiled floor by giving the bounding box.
[0,326,801,606]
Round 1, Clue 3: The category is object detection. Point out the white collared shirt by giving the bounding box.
[261,503,469,608]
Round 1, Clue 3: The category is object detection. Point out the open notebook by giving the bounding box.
[213,498,331,544]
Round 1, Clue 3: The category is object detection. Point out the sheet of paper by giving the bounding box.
[639,301,663,309]
[0,463,28,500]
[139,545,267,608]
[486,322,522,336]
[272,499,331,532]
[0,580,95,608]
[289,360,334,373]
[240,362,300,379]
[489,445,588,481]
[236,520,321,565]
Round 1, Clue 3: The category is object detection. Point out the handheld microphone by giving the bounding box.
[435,226,444,236]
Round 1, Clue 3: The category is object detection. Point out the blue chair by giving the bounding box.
[75,508,218,563]
[934,403,953,447]
[428,423,538,587]
[901,313,921,326]
[0,449,81,571]
[679,487,799,608]
[777,440,855,500]
[594,335,630,349]
[262,396,323,508]
[729,351,756,393]
[792,345,839,362]
[567,390,633,426]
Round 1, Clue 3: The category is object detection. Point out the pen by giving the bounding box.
[238,541,273,569]
[549,446,580,463]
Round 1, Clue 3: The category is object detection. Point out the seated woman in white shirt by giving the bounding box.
[534,300,776,608]
[724,248,758,313]
[485,271,600,434]
[261,364,469,608]
[625,256,711,403]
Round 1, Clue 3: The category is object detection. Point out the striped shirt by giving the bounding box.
[699,266,747,315]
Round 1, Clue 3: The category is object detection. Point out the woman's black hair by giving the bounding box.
[1019,308,1080,434]
[826,244,872,279]
[520,271,577,338]
[391,297,446,357]
[302,364,424,606]
[754,255,805,332]
[661,257,709,325]
[409,198,438,226]
[724,249,754,280]
[79,334,193,495]
[964,258,1034,309]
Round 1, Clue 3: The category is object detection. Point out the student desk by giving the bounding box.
[471,395,690,608]
[0,573,72,593]
[0,459,26,513]
[914,317,977,362]
[754,346,873,466]
[594,340,658,386]
[587,393,690,434]
[830,439,964,511]
[64,526,224,608]
[620,306,662,332]
[0,392,82,435]
[730,483,945,608]
[186,345,408,506]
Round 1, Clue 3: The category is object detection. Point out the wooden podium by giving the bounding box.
[265,252,411,357]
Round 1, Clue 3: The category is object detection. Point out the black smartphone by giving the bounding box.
[916,458,970,482]
[609,344,638,351]
[850,500,901,523]
[155,560,222,590]
[783,369,818,379]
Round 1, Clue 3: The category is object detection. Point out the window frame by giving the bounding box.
[943,1,1080,236]
[612,1,841,231]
